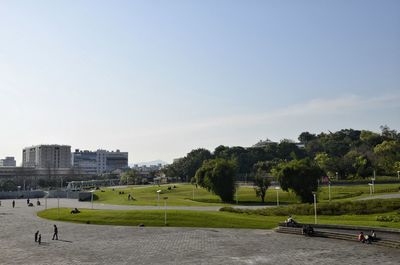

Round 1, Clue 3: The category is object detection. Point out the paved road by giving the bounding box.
[356,193,400,201]
[0,199,399,265]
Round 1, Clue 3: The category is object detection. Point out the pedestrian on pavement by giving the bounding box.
[35,231,39,242]
[52,224,58,240]
[38,234,41,245]
[12,200,15,208]
[27,198,30,205]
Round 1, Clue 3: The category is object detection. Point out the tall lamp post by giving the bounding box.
[328,181,331,202]
[397,171,399,180]
[368,183,373,196]
[275,187,280,206]
[335,172,338,181]
[157,190,161,206]
[164,197,168,225]
[312,192,317,224]
[372,170,376,194]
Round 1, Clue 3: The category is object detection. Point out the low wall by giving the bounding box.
[0,190,46,199]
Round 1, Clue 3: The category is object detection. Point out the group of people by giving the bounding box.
[358,231,376,244]
[34,225,59,245]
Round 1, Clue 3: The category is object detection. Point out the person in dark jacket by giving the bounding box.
[52,225,58,240]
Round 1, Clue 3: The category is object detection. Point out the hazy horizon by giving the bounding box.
[1,1,399,165]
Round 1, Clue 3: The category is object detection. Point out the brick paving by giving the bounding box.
[0,199,399,265]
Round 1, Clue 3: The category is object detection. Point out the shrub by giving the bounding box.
[220,198,400,216]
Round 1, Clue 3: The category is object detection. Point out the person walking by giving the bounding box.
[34,231,39,242]
[12,200,15,208]
[52,224,58,240]
[38,234,41,245]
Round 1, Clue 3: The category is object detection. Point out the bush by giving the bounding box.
[220,198,400,216]
[376,216,400,222]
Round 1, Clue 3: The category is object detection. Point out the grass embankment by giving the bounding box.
[37,208,280,229]
[37,208,400,229]
[93,183,400,206]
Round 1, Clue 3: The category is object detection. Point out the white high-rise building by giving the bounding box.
[22,145,72,168]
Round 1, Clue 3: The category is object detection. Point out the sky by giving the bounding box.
[0,0,399,165]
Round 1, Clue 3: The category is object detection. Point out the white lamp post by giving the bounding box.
[328,181,331,202]
[91,190,94,209]
[335,172,338,181]
[368,183,373,196]
[164,197,168,225]
[312,192,317,224]
[157,190,161,206]
[372,171,376,194]
[397,170,399,180]
[275,187,280,206]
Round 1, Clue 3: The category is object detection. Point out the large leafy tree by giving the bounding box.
[195,158,237,202]
[272,158,324,203]
[120,169,140,185]
[253,169,271,203]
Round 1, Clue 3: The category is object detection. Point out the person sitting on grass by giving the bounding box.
[70,208,80,214]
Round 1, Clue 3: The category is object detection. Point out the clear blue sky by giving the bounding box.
[1,0,399,164]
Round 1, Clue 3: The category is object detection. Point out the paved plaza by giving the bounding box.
[0,199,399,265]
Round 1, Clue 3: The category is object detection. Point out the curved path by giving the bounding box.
[0,198,399,265]
[356,193,400,201]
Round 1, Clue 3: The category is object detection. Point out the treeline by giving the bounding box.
[163,126,400,182]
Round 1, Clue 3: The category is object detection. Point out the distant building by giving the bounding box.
[22,145,72,168]
[0,157,16,167]
[252,139,278,148]
[72,149,128,175]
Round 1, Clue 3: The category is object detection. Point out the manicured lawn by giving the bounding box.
[37,208,281,229]
[93,183,400,206]
[37,208,400,229]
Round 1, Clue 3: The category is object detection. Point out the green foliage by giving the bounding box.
[120,169,140,185]
[273,158,323,203]
[253,169,271,203]
[195,158,237,202]
[376,215,400,222]
[220,198,400,216]
[163,148,212,182]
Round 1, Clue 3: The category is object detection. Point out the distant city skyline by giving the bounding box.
[1,1,399,164]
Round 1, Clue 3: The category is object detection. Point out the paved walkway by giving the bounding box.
[0,199,399,264]
[356,193,400,201]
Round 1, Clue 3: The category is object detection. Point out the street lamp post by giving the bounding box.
[312,192,317,224]
[372,170,376,194]
[368,183,373,196]
[91,191,94,209]
[164,197,168,225]
[157,190,161,206]
[328,181,331,202]
[335,172,338,181]
[275,187,280,206]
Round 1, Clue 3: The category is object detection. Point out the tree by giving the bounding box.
[195,158,237,202]
[253,169,270,203]
[298,132,317,144]
[120,169,140,185]
[272,158,324,203]
[374,140,400,174]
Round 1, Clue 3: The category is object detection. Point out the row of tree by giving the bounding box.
[164,126,400,203]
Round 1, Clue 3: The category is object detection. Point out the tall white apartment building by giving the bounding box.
[22,145,72,168]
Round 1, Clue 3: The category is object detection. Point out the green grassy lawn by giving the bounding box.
[93,183,400,206]
[37,208,281,229]
[37,208,400,229]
